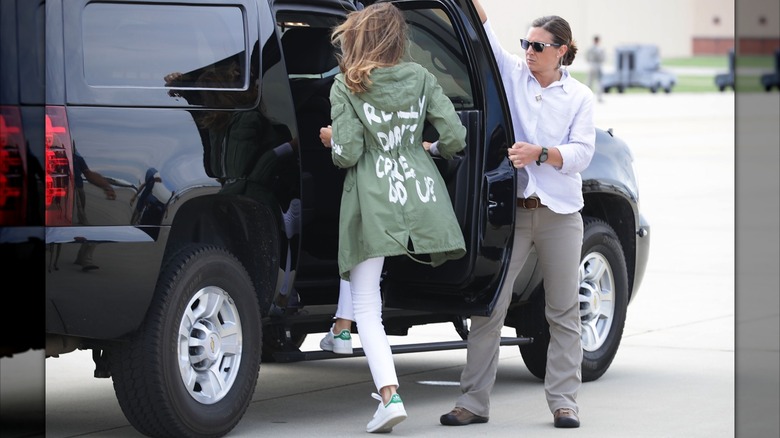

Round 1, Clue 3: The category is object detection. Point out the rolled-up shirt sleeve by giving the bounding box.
[557,94,596,174]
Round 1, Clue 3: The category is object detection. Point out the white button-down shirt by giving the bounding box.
[484,20,596,214]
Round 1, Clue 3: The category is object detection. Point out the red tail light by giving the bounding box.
[45,106,74,225]
[0,105,27,226]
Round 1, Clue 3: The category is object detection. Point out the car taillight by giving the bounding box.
[45,106,74,226]
[0,105,28,226]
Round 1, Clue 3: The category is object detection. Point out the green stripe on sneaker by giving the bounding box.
[336,330,351,340]
[387,394,403,406]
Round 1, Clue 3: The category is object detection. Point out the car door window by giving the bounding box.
[402,7,474,110]
[82,3,246,89]
[65,0,261,106]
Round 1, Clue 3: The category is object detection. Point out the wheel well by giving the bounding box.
[165,195,280,314]
[581,193,637,300]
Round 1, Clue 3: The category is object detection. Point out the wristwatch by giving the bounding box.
[536,147,548,166]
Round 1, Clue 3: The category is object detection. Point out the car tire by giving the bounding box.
[514,284,548,380]
[109,244,262,438]
[578,217,629,381]
[515,217,629,382]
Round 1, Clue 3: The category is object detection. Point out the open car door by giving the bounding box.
[381,0,516,317]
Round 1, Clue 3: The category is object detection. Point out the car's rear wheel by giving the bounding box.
[109,244,261,438]
[515,217,629,382]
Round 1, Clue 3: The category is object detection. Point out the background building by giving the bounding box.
[480,0,777,67]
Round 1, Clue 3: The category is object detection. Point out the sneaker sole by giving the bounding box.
[319,338,353,355]
[367,411,407,433]
[332,345,353,354]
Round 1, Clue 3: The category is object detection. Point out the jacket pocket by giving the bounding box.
[330,103,347,122]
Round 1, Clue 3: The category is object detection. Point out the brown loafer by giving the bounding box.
[553,407,580,428]
[440,407,489,426]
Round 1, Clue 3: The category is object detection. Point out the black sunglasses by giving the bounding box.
[520,38,561,53]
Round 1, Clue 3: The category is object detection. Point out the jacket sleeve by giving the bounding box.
[424,70,466,160]
[329,80,365,169]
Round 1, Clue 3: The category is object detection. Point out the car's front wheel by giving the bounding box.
[109,244,262,438]
[515,217,629,382]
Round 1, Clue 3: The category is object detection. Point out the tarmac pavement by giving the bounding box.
[3,91,751,437]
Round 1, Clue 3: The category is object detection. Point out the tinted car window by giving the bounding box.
[403,7,474,110]
[19,0,45,104]
[82,3,246,89]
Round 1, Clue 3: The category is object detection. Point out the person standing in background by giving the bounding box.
[586,35,605,102]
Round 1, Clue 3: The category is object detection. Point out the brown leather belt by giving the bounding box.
[517,197,545,209]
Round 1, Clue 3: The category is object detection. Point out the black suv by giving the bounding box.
[1,0,649,436]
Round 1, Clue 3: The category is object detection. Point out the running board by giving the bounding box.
[272,336,533,363]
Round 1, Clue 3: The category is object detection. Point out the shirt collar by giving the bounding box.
[526,68,572,92]
[559,69,575,94]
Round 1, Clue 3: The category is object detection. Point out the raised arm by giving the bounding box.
[471,0,487,24]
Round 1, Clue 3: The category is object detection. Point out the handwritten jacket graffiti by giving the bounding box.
[329,61,467,280]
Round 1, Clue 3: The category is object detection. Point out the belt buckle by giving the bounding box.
[521,197,540,209]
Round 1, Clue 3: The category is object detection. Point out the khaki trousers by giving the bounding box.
[456,205,583,416]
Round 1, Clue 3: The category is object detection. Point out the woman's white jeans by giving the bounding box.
[335,257,399,392]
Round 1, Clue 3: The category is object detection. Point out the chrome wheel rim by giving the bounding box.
[178,286,242,404]
[578,252,615,352]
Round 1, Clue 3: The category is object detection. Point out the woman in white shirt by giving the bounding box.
[439,0,596,430]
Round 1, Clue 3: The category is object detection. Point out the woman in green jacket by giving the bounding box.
[318,2,466,433]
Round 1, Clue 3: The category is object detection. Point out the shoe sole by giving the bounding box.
[554,419,580,428]
[319,338,353,355]
[367,412,407,433]
[440,416,489,426]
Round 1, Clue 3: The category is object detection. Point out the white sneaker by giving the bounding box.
[366,393,407,433]
[319,326,353,354]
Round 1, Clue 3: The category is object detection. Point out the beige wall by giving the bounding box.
[479,0,736,63]
[692,0,734,37]
[736,0,779,38]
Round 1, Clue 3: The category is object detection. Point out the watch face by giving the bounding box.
[536,148,547,166]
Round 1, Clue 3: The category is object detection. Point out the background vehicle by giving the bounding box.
[2,0,649,436]
[601,44,677,93]
[715,49,735,92]
[760,48,780,91]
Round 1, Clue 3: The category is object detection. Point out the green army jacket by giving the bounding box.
[329,61,467,280]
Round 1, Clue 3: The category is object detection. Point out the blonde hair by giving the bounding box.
[331,2,408,94]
